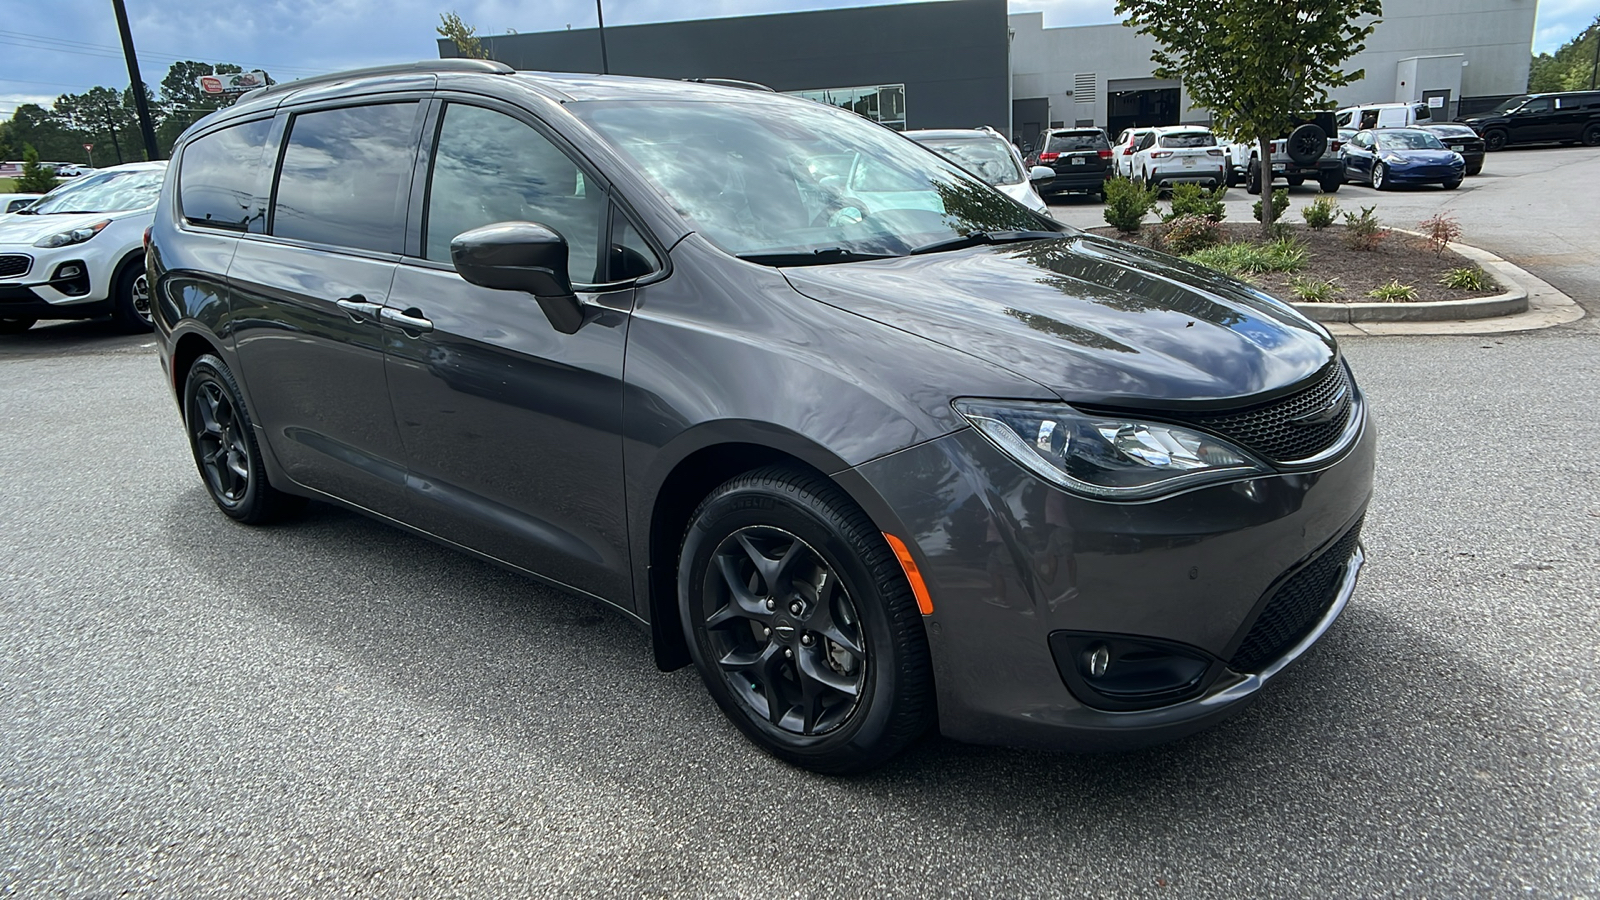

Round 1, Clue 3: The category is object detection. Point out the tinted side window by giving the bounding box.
[424,103,604,284]
[179,118,273,233]
[272,103,419,253]
[1522,98,1552,113]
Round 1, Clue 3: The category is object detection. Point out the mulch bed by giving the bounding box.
[1086,222,1502,304]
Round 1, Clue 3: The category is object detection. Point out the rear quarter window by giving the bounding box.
[179,118,274,233]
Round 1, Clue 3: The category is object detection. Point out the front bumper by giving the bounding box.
[854,403,1376,751]
[1388,164,1464,183]
[0,240,117,315]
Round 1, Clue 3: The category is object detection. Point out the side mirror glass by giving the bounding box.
[1029,165,1055,185]
[450,221,585,334]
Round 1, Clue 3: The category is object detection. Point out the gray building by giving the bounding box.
[1010,0,1538,140]
[442,0,1011,132]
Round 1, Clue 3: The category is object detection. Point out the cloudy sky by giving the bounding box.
[1,0,1594,119]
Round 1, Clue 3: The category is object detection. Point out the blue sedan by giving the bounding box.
[1342,128,1465,190]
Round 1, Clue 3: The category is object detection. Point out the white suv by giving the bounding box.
[1130,126,1226,190]
[0,161,165,334]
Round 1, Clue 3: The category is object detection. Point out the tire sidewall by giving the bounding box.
[112,256,153,333]
[183,354,263,519]
[1485,130,1507,152]
[678,479,909,768]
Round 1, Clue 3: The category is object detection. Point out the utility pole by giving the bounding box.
[110,0,161,160]
[102,102,125,165]
[1590,23,1598,91]
[596,0,610,75]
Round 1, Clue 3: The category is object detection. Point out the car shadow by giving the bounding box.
[156,486,1587,889]
[0,318,149,358]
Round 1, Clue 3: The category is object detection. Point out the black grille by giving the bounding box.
[1229,519,1363,673]
[0,255,30,279]
[1163,361,1354,464]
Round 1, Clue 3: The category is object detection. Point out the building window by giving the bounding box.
[787,84,907,130]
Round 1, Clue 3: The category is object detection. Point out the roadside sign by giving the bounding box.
[83,143,94,151]
[197,71,269,95]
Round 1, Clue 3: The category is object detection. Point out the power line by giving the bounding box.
[0,28,326,76]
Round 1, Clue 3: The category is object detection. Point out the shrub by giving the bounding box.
[1103,177,1161,233]
[1165,183,1227,222]
[1251,188,1289,223]
[16,145,58,194]
[1161,214,1223,253]
[1301,195,1339,230]
[1417,212,1462,257]
[1184,236,1305,276]
[1367,280,1417,301]
[1288,276,1340,302]
[1441,266,1494,291]
[1343,204,1390,251]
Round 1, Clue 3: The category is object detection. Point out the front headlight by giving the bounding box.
[1381,154,1404,164]
[34,219,111,249]
[954,399,1270,500]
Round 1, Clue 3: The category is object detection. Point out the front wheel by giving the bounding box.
[678,467,934,774]
[1484,130,1508,152]
[1372,162,1390,191]
[111,259,153,333]
[0,317,36,334]
[1441,178,1462,190]
[183,354,306,524]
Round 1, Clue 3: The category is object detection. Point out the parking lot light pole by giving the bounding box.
[596,1,610,75]
[111,0,161,161]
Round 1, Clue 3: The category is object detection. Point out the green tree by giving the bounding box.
[1114,0,1382,233]
[3,104,78,163]
[1530,16,1599,93]
[438,11,488,59]
[17,145,59,193]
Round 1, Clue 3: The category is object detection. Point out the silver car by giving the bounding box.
[906,127,1053,214]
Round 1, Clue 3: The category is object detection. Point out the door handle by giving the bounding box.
[335,294,382,322]
[380,307,433,333]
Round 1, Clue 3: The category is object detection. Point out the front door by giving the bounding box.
[382,99,641,604]
[230,100,424,516]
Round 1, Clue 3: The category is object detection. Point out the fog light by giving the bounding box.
[58,265,82,279]
[1050,631,1222,711]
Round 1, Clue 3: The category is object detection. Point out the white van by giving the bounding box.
[1336,102,1435,132]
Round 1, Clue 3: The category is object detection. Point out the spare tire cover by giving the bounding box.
[1286,123,1327,166]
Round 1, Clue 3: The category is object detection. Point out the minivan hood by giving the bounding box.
[782,234,1336,407]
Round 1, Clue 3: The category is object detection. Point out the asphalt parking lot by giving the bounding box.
[3,148,1598,896]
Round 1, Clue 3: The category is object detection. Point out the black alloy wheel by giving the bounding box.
[0,317,35,334]
[679,467,933,774]
[1484,130,1508,152]
[184,354,304,524]
[112,260,153,333]
[1583,124,1600,147]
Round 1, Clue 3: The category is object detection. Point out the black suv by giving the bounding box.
[1025,128,1112,199]
[1457,92,1600,151]
[150,61,1374,773]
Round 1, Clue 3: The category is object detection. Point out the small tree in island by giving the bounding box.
[1113,0,1383,234]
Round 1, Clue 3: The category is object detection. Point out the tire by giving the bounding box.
[1484,129,1508,152]
[1441,177,1462,190]
[1245,160,1262,195]
[1466,162,1482,176]
[1285,123,1327,166]
[1372,162,1390,191]
[1583,124,1600,147]
[0,317,36,334]
[678,466,934,774]
[111,257,153,333]
[1225,167,1241,188]
[1286,174,1305,187]
[1318,173,1342,193]
[183,354,306,524]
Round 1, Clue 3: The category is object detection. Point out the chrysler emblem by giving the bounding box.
[1288,384,1349,426]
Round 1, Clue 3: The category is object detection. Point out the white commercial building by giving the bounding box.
[1009,0,1538,142]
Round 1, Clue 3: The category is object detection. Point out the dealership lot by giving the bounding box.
[2,148,1598,895]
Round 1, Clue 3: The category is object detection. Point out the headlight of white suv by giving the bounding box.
[34,219,111,249]
[954,399,1270,500]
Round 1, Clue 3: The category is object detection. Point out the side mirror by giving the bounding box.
[1029,165,1055,186]
[450,221,585,335]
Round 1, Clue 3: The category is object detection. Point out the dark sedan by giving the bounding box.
[1419,124,1485,176]
[149,62,1374,773]
[1342,127,1465,190]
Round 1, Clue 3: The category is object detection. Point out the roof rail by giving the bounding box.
[255,59,514,97]
[683,78,777,93]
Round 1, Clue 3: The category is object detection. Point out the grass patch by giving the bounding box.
[1184,236,1307,276]
[1288,276,1340,302]
[0,177,17,193]
[1441,266,1493,291]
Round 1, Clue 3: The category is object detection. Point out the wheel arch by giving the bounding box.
[109,248,145,297]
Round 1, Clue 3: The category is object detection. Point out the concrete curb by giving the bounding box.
[1293,232,1586,337]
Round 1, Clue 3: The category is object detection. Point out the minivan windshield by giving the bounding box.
[572,98,1060,261]
[27,167,163,215]
[914,135,1025,186]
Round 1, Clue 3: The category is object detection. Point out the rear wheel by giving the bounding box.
[183,354,306,524]
[111,259,153,333]
[1583,124,1600,147]
[1246,160,1263,195]
[1484,129,1508,152]
[679,466,933,774]
[1318,172,1342,193]
[1286,174,1305,187]
[0,317,36,334]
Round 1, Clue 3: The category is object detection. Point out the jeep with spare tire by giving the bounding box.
[1243,111,1343,194]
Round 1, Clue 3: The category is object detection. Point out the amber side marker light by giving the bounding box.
[883,533,934,615]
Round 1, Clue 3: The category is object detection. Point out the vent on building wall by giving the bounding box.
[1074,73,1096,102]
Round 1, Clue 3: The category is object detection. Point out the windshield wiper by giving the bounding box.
[737,247,898,266]
[908,230,1062,256]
